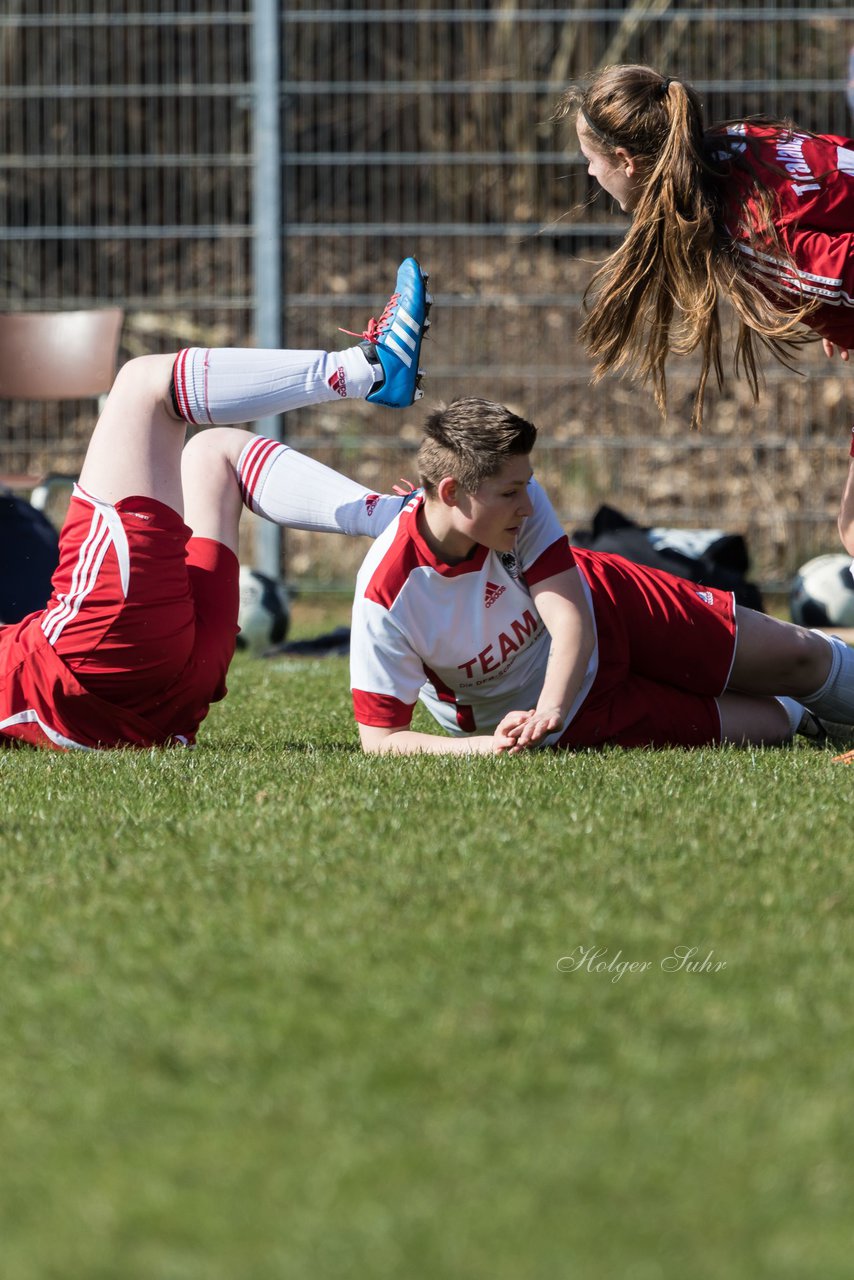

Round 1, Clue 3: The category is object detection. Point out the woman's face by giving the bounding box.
[576,117,644,213]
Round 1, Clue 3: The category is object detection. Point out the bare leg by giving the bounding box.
[78,355,183,510]
[717,692,792,745]
[180,428,252,556]
[728,607,831,698]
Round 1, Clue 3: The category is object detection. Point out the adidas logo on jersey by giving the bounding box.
[485,581,506,608]
[328,366,347,397]
[696,589,714,605]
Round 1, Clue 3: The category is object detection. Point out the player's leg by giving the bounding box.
[171,257,430,426]
[727,607,830,696]
[717,691,794,745]
[177,256,431,541]
[78,353,184,509]
[177,426,409,720]
[180,427,409,550]
[573,548,854,725]
[179,430,249,555]
[568,550,828,742]
[728,607,854,722]
[78,256,430,514]
[559,670,792,749]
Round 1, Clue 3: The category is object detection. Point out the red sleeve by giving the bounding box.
[525,536,576,587]
[779,227,854,347]
[351,689,415,728]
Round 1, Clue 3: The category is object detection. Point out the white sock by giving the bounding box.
[800,633,854,723]
[776,696,806,738]
[236,436,408,536]
[172,344,377,425]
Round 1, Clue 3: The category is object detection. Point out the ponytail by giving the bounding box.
[557,65,815,428]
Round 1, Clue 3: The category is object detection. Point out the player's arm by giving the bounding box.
[358,723,497,755]
[495,565,595,753]
[352,607,498,755]
[779,223,854,359]
[839,444,854,556]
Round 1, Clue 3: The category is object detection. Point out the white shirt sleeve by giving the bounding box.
[517,480,570,574]
[350,597,425,727]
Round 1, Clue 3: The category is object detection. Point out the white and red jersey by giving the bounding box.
[350,481,598,736]
[709,123,854,345]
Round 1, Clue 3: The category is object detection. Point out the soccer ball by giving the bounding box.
[790,554,854,628]
[236,566,290,655]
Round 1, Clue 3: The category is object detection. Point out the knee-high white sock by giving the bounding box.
[800,633,854,723]
[172,345,378,425]
[236,436,408,536]
[776,696,806,738]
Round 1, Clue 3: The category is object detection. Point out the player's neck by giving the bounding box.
[417,499,478,565]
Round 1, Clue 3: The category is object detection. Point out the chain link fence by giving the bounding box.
[3,1,854,590]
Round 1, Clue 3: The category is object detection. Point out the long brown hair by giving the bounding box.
[556,64,817,428]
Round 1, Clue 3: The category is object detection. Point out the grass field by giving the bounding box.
[2,606,854,1280]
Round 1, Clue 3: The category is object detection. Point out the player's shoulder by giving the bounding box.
[706,120,805,161]
[356,497,429,612]
[521,476,562,530]
[528,476,553,508]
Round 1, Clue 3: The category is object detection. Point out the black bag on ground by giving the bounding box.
[572,504,764,612]
[0,489,60,624]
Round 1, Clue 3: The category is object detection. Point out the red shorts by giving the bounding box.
[42,488,238,730]
[560,549,737,749]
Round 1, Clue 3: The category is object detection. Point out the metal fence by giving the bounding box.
[3,1,854,590]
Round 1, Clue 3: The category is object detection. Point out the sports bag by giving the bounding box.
[0,489,60,623]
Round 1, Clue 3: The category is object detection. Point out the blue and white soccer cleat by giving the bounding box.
[342,257,431,408]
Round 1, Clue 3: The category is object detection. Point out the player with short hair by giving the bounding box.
[0,258,430,750]
[350,396,854,754]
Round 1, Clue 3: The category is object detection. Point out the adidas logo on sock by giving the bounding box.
[364,494,380,516]
[328,367,347,397]
[484,581,506,608]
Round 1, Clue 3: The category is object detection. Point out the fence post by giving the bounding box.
[252,0,283,580]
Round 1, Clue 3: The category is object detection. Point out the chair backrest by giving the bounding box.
[0,308,124,401]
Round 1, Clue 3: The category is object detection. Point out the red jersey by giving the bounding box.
[710,123,854,345]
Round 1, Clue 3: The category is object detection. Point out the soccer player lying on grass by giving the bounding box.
[0,259,430,750]
[350,397,854,755]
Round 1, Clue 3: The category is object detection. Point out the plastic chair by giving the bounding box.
[0,307,124,496]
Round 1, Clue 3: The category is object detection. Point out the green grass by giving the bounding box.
[2,636,853,1280]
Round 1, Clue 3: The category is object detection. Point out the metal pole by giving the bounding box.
[252,0,283,580]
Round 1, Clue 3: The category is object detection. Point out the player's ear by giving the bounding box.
[436,475,459,508]
[615,146,639,178]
